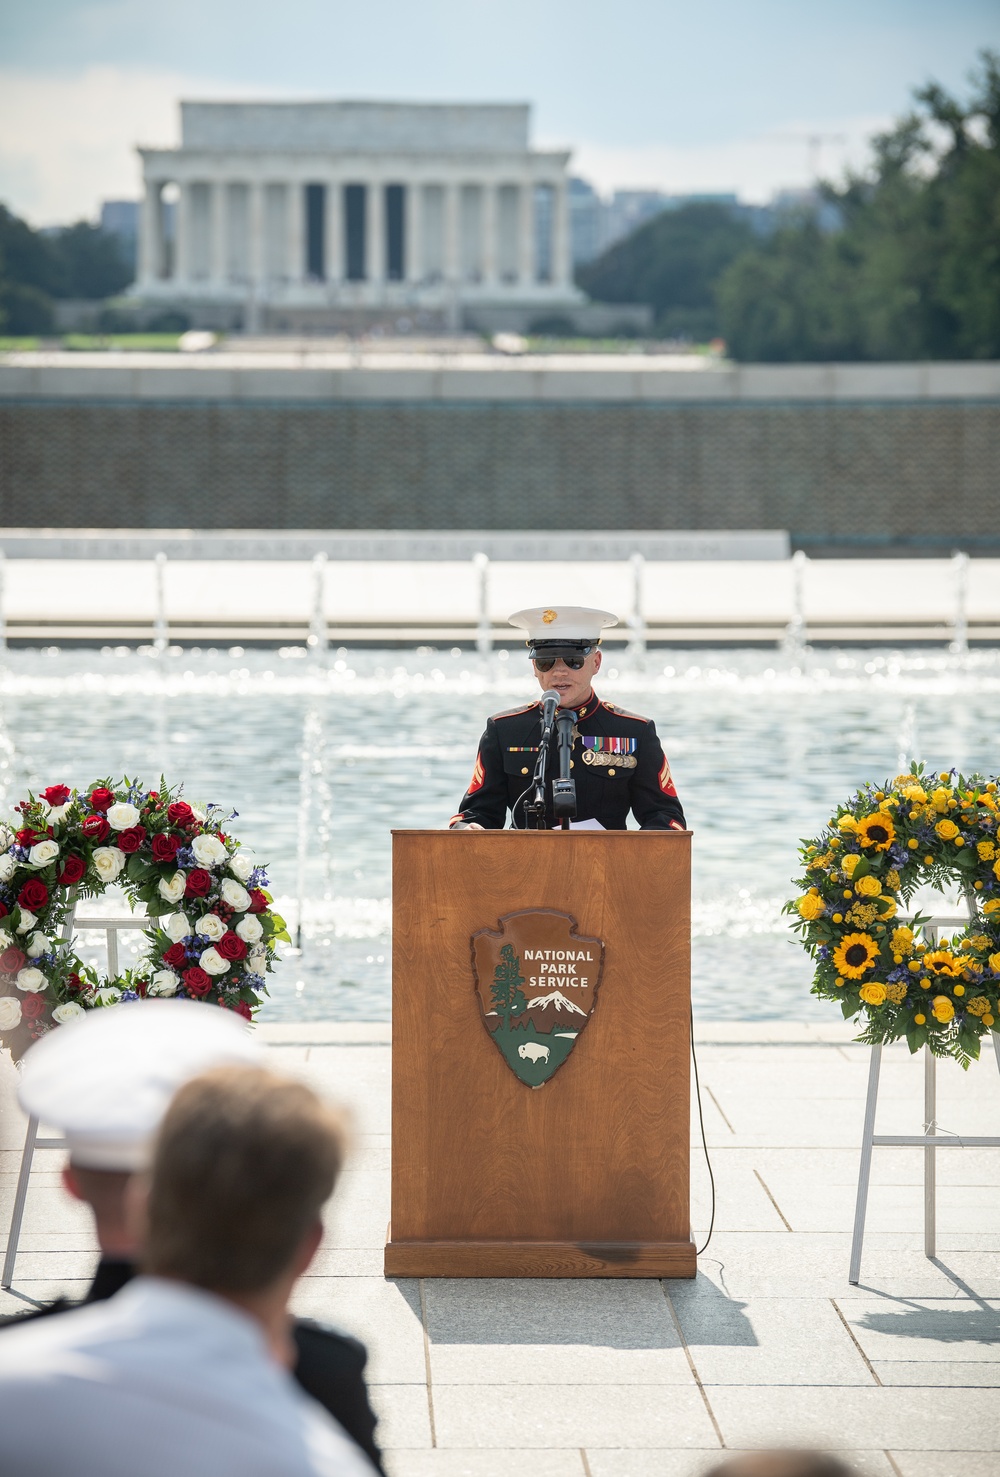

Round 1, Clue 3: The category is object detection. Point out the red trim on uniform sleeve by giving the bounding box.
[466,752,485,796]
[658,755,678,797]
[668,820,684,831]
[448,814,466,828]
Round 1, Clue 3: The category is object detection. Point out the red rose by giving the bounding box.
[163,942,187,967]
[184,869,212,899]
[151,832,181,861]
[67,973,83,991]
[247,889,268,914]
[0,903,8,919]
[231,1000,253,1021]
[41,785,71,807]
[81,814,110,842]
[0,946,27,975]
[182,966,212,997]
[18,879,49,912]
[21,993,46,1020]
[58,854,86,886]
[168,801,194,825]
[89,787,115,813]
[117,825,147,855]
[16,828,38,847]
[216,932,247,962]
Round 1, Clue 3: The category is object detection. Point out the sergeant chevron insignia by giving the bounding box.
[471,910,605,1086]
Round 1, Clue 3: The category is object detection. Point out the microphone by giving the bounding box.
[539,690,559,738]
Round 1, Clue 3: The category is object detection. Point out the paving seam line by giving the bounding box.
[659,1283,726,1449]
[579,1449,593,1476]
[417,1278,437,1448]
[752,1169,793,1231]
[883,1452,904,1476]
[829,1299,882,1386]
[704,1086,736,1134]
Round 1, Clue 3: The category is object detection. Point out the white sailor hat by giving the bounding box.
[508,605,618,658]
[17,1000,262,1172]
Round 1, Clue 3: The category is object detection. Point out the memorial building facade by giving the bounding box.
[134,101,593,333]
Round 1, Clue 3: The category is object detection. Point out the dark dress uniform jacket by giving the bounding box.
[0,1259,385,1475]
[451,691,686,831]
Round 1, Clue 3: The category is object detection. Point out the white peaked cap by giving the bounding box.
[18,1000,263,1172]
[508,606,619,642]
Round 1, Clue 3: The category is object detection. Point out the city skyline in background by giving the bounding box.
[1,0,998,226]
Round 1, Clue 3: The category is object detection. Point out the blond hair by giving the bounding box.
[144,1065,347,1292]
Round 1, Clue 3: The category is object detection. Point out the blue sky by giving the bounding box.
[2,0,998,223]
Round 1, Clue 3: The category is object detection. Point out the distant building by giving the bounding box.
[568,177,603,266]
[132,101,591,333]
[569,187,743,266]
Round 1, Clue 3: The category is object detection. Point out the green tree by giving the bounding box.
[50,222,133,300]
[577,202,755,339]
[491,944,527,1030]
[717,49,1000,361]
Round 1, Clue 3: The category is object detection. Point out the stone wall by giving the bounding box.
[3,398,998,548]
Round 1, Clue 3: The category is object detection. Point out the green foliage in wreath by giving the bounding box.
[786,764,1000,1068]
[0,777,290,1061]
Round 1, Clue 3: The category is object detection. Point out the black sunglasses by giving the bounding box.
[533,655,587,672]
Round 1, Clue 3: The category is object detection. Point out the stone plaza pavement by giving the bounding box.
[2,1019,999,1477]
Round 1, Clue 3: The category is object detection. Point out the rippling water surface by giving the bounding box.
[2,643,998,1021]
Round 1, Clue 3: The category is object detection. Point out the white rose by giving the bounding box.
[0,996,22,1030]
[158,870,187,904]
[191,833,229,868]
[195,913,226,942]
[94,987,122,1007]
[92,846,126,883]
[51,1001,85,1024]
[16,910,37,934]
[40,801,71,824]
[235,915,263,944]
[15,966,46,993]
[148,970,180,998]
[198,946,230,976]
[219,878,251,912]
[0,855,16,882]
[190,805,206,823]
[162,912,191,943]
[229,852,255,883]
[0,929,11,951]
[106,802,141,831]
[28,839,60,868]
[26,932,52,959]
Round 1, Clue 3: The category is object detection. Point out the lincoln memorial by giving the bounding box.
[133,101,594,333]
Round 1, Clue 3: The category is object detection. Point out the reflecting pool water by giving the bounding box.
[1,644,998,1022]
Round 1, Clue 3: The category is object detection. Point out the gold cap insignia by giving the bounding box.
[542,609,557,624]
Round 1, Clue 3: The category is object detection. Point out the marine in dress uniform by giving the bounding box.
[0,1000,384,1475]
[450,606,686,832]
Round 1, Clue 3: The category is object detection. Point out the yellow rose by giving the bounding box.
[855,875,882,897]
[860,981,887,1006]
[842,854,861,877]
[796,894,825,921]
[878,898,897,919]
[994,859,1000,881]
[988,953,1000,974]
[984,900,1000,916]
[935,818,959,840]
[902,784,927,802]
[931,787,951,813]
[838,815,858,833]
[931,995,955,1023]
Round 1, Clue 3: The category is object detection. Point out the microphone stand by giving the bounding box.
[524,694,558,829]
[552,709,577,829]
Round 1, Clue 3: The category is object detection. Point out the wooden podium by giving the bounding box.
[384,829,694,1279]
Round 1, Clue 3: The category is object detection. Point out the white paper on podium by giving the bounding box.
[567,818,605,831]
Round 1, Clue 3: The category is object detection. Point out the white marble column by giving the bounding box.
[518,180,535,285]
[172,182,190,283]
[288,181,305,283]
[405,181,421,283]
[368,181,384,284]
[209,181,226,285]
[444,181,460,283]
[325,180,341,282]
[248,181,264,287]
[482,181,497,287]
[138,179,162,285]
[552,178,570,287]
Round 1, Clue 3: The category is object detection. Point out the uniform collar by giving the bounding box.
[572,690,601,721]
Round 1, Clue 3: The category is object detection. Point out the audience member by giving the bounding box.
[0,1062,376,1476]
[703,1452,854,1477]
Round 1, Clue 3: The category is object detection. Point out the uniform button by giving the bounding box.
[521,766,529,775]
[607,768,616,777]
[570,760,574,769]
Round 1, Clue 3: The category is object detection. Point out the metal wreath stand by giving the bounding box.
[2,904,143,1291]
[849,904,1000,1284]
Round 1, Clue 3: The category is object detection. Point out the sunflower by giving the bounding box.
[923,949,961,979]
[833,932,879,979]
[856,813,895,851]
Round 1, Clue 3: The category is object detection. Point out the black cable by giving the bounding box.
[689,1004,716,1256]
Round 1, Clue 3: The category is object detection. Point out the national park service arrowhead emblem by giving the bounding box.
[471,911,605,1086]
